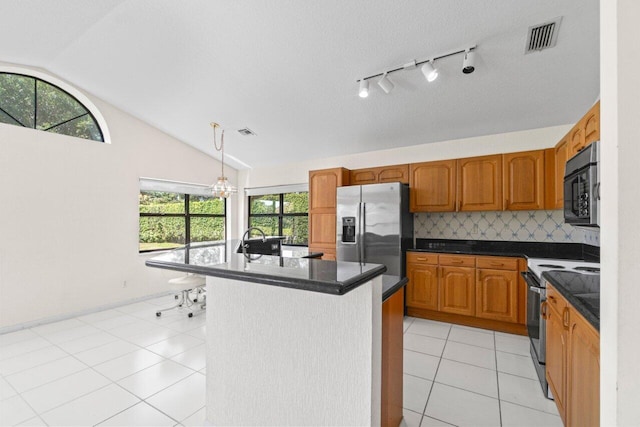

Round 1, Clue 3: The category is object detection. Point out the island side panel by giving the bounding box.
[205,275,382,426]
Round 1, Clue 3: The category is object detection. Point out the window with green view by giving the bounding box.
[0,72,104,142]
[248,192,308,245]
[139,191,226,252]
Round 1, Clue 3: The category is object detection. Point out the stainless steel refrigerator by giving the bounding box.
[336,182,413,276]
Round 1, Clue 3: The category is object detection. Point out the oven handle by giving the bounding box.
[529,286,542,294]
[521,271,541,288]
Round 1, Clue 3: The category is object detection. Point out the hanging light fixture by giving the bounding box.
[421,60,439,82]
[377,72,395,94]
[210,122,237,199]
[462,49,476,74]
[358,79,370,98]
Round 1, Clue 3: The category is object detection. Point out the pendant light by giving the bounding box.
[210,122,237,199]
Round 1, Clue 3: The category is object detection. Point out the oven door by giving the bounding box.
[522,271,546,363]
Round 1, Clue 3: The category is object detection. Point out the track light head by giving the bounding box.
[377,73,395,94]
[421,61,438,82]
[462,50,476,74]
[358,79,369,98]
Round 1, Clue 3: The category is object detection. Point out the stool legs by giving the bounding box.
[155,287,205,318]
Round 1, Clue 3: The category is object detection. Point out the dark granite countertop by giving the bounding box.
[381,275,408,302]
[409,239,599,261]
[145,241,386,296]
[542,271,600,331]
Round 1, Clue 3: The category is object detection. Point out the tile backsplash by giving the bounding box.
[414,210,600,246]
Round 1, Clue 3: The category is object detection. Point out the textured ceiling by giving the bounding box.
[0,0,599,169]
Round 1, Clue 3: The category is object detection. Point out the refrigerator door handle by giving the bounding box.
[360,202,366,263]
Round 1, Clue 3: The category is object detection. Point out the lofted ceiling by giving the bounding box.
[0,1,599,170]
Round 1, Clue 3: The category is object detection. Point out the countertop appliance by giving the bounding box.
[564,141,600,227]
[336,182,413,277]
[522,258,600,399]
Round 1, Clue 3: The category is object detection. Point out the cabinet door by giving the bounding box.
[458,155,503,211]
[439,266,475,316]
[409,160,457,212]
[475,269,519,323]
[406,262,439,310]
[553,137,570,209]
[567,310,599,427]
[309,168,348,211]
[584,101,600,146]
[503,150,545,210]
[378,165,409,184]
[569,124,586,157]
[546,302,568,425]
[350,169,378,185]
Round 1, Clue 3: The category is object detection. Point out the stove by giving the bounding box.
[523,257,600,400]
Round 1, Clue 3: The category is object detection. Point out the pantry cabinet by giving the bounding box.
[544,286,569,425]
[308,167,349,260]
[350,164,409,185]
[406,252,525,334]
[503,150,545,210]
[409,160,457,212]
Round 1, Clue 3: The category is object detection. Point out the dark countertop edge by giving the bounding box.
[382,276,408,302]
[409,248,530,258]
[145,259,387,296]
[542,272,600,331]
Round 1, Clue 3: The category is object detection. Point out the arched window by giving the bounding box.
[0,72,104,142]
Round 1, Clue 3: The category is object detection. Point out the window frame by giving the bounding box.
[248,192,309,247]
[139,192,227,253]
[0,70,106,142]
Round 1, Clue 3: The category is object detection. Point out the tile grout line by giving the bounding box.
[494,332,503,427]
[418,324,452,422]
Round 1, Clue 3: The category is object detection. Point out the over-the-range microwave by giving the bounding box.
[564,141,600,227]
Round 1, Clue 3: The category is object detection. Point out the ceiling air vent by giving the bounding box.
[237,128,256,136]
[525,17,562,54]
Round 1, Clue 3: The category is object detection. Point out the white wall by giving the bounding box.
[600,0,640,424]
[0,67,238,329]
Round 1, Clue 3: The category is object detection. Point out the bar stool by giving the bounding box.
[155,274,206,318]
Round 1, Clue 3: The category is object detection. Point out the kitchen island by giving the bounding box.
[146,242,403,426]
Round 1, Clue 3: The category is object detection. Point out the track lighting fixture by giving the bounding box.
[358,79,369,98]
[356,45,476,97]
[421,61,438,82]
[462,49,476,74]
[377,73,395,94]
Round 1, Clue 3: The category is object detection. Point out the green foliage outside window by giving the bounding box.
[248,192,308,245]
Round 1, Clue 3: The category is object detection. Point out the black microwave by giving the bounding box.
[564,141,600,227]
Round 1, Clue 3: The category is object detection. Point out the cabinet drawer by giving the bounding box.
[476,256,519,271]
[407,252,438,265]
[439,254,475,267]
[546,285,568,314]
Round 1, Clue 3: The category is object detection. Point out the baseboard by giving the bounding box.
[406,307,527,335]
[0,290,175,335]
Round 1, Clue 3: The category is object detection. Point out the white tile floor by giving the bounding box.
[402,317,563,427]
[0,297,562,426]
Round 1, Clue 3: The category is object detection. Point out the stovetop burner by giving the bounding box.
[538,264,566,269]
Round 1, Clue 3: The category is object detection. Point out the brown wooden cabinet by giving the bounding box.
[552,137,569,209]
[308,168,349,259]
[350,164,409,186]
[503,150,545,210]
[405,252,439,310]
[475,256,519,323]
[406,252,526,335]
[439,255,476,317]
[583,101,600,146]
[567,306,600,427]
[458,154,503,211]
[409,160,457,212]
[545,283,600,427]
[545,286,569,425]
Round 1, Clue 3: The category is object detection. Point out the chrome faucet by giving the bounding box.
[241,227,267,257]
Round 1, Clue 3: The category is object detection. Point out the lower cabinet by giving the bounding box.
[405,252,525,334]
[545,284,600,427]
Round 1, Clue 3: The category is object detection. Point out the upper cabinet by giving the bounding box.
[410,160,457,212]
[503,150,545,210]
[308,168,350,260]
[458,155,503,211]
[350,164,409,186]
[569,101,600,157]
